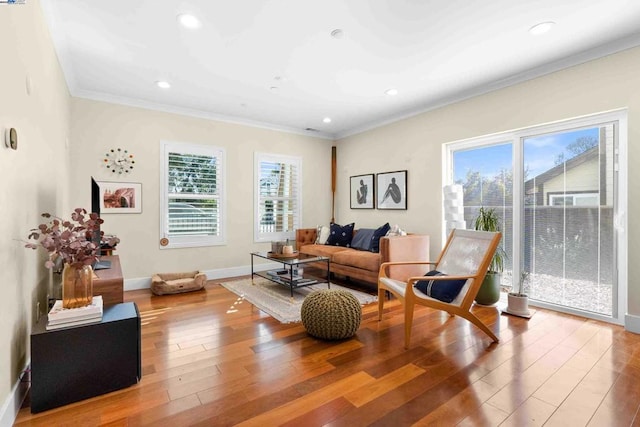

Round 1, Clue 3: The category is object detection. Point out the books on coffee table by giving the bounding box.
[266,270,316,286]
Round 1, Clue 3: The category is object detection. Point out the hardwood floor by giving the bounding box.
[15,277,640,426]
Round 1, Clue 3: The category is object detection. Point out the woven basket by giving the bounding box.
[301,289,362,340]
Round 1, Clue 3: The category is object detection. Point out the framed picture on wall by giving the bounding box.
[97,181,142,214]
[350,174,374,209]
[376,170,407,210]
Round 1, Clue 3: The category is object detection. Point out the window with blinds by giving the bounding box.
[160,141,225,248]
[254,153,302,242]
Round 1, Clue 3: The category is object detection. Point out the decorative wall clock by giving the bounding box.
[104,148,135,174]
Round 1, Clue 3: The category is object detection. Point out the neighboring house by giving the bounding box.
[524,147,613,207]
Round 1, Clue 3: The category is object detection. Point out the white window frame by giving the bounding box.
[443,109,628,325]
[254,152,302,243]
[160,140,226,248]
[548,193,599,206]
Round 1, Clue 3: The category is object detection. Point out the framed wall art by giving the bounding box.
[350,174,374,209]
[97,181,142,213]
[376,170,407,210]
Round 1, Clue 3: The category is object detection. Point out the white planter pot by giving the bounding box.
[506,292,531,318]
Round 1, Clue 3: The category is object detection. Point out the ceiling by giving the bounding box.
[40,0,640,139]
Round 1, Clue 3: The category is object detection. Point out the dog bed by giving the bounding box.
[151,271,206,295]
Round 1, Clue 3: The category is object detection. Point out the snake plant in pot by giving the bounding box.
[473,207,507,305]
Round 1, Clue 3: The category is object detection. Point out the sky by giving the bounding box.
[453,127,600,182]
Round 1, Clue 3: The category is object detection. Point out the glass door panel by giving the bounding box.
[522,126,615,316]
[452,143,513,288]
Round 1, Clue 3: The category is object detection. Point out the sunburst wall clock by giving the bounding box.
[104,148,135,174]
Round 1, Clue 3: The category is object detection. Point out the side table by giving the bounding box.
[30,302,141,413]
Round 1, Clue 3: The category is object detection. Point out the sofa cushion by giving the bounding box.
[315,225,330,244]
[371,222,391,253]
[351,228,376,251]
[299,244,349,259]
[332,249,381,272]
[326,222,355,247]
[386,224,407,236]
[414,270,466,303]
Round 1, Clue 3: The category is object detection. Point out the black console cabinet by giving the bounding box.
[30,302,141,413]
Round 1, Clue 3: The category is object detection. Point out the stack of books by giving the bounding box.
[266,269,316,286]
[46,295,104,330]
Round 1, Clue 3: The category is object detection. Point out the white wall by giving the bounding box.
[68,99,333,284]
[336,46,640,321]
[0,0,70,423]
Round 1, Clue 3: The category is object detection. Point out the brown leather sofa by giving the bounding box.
[295,228,430,291]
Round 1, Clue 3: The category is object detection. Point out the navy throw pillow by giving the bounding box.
[370,222,390,253]
[326,222,355,247]
[351,228,376,251]
[414,270,467,303]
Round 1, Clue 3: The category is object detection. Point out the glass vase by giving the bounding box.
[62,263,94,309]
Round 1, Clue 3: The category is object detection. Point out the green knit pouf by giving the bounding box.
[301,289,362,340]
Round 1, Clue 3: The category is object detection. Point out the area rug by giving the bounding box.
[219,277,377,323]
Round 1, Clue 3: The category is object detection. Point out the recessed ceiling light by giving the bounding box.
[330,29,344,39]
[156,80,171,89]
[385,88,398,96]
[323,117,332,124]
[177,13,201,29]
[529,21,555,36]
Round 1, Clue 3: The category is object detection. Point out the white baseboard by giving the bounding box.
[625,313,640,334]
[0,361,30,427]
[123,262,280,291]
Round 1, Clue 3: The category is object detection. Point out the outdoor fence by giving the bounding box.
[464,205,614,283]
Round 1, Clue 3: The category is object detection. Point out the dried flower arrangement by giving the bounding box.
[25,208,119,268]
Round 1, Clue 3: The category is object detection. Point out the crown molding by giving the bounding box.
[335,32,640,140]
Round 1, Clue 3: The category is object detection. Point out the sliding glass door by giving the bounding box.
[446,112,625,323]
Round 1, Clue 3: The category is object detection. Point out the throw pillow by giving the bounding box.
[351,228,376,251]
[326,222,355,247]
[370,222,390,253]
[386,224,407,236]
[315,225,330,244]
[414,270,467,303]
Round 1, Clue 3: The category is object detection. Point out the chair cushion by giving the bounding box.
[414,270,466,303]
[326,222,355,247]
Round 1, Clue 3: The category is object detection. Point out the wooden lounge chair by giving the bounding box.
[378,228,502,348]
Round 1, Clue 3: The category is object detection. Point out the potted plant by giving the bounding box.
[25,208,119,308]
[506,271,532,317]
[473,207,507,305]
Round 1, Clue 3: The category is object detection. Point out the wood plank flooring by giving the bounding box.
[15,276,640,426]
